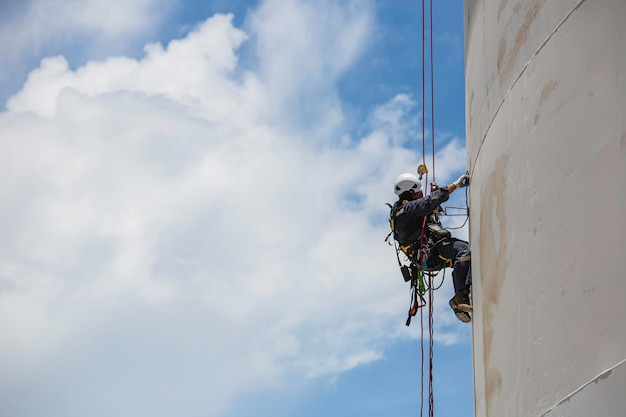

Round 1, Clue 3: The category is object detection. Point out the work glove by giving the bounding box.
[453,173,470,189]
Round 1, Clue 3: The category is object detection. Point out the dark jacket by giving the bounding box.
[391,187,450,245]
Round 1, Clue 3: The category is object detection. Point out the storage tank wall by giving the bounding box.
[464,0,626,416]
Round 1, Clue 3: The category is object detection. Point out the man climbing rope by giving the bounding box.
[390,172,473,323]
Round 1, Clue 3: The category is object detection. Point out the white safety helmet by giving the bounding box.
[394,173,423,196]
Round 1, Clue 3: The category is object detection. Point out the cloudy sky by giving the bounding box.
[0,1,473,416]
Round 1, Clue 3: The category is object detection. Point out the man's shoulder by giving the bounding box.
[393,198,422,216]
[390,200,404,214]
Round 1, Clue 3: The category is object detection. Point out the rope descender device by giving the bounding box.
[417,164,429,180]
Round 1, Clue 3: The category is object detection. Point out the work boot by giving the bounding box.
[453,289,473,313]
[449,297,471,323]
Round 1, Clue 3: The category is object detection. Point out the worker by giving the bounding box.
[390,172,473,323]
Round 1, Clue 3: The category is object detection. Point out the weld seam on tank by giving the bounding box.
[539,358,626,417]
[470,0,589,178]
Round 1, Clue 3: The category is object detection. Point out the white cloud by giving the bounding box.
[0,0,171,104]
[7,13,249,120]
[0,3,469,417]
[248,0,375,133]
[1,0,167,52]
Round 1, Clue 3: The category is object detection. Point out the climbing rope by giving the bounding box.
[428,272,434,417]
[420,306,425,417]
[387,3,471,414]
[429,0,436,188]
[418,1,437,417]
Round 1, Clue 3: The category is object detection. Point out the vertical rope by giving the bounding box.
[418,1,438,416]
[428,4,435,417]
[421,2,428,409]
[419,1,429,416]
[428,274,435,417]
[421,0,427,186]
[420,306,425,417]
[429,0,436,185]
[424,2,437,417]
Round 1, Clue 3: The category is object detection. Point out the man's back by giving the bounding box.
[391,187,450,245]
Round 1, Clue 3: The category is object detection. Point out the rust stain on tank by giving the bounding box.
[539,80,558,104]
[497,38,507,72]
[621,131,626,151]
[486,368,503,410]
[480,154,510,415]
[499,4,540,88]
[534,80,558,125]
[497,0,508,22]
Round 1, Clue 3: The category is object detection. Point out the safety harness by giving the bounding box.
[387,201,454,266]
[385,198,461,326]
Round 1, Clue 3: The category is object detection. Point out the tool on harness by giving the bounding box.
[400,265,412,282]
[426,222,451,241]
[406,261,427,326]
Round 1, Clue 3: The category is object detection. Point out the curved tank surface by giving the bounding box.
[464,0,626,416]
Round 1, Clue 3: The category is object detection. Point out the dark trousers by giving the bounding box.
[435,239,472,294]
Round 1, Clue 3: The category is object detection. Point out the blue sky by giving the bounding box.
[0,1,472,416]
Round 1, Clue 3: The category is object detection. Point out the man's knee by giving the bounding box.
[453,241,471,262]
[457,250,471,263]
